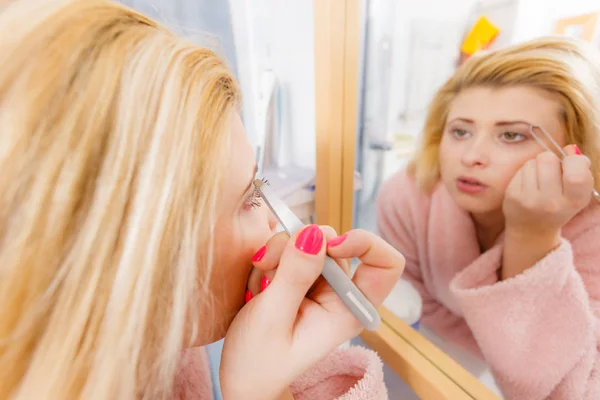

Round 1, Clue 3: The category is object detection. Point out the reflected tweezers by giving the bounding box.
[529,124,600,202]
[254,178,381,331]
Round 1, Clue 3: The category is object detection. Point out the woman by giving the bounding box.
[0,0,404,399]
[378,36,600,399]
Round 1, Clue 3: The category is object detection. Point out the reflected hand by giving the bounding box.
[503,145,593,239]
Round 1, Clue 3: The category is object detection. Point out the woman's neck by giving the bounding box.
[471,210,505,252]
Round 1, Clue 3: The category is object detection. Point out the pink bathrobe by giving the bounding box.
[173,346,388,399]
[377,169,600,400]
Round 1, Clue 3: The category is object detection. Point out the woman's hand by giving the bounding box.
[501,145,593,279]
[219,225,404,400]
[504,145,593,237]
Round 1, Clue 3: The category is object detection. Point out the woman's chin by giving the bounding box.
[189,323,230,347]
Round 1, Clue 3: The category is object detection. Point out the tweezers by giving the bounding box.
[253,178,381,331]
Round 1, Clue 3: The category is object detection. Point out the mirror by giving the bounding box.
[352,0,600,399]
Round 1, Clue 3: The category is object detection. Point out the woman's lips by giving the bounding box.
[456,176,487,194]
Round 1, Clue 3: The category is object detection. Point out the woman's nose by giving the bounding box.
[461,138,490,167]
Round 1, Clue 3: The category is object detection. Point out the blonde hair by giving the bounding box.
[408,36,600,193]
[0,0,239,398]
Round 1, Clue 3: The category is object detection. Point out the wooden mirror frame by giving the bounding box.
[312,1,501,398]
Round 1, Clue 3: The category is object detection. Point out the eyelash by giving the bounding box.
[452,129,470,139]
[243,177,269,210]
[501,132,526,142]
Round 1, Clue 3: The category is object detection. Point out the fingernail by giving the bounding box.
[260,276,270,292]
[245,290,253,303]
[295,225,323,255]
[252,245,267,262]
[574,145,582,155]
[327,234,348,247]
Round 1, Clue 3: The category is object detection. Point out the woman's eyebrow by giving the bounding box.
[494,120,532,127]
[447,117,474,124]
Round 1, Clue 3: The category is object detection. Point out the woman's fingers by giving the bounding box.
[562,154,593,206]
[249,226,404,330]
[504,164,522,202]
[325,229,404,306]
[250,232,289,285]
[521,158,538,192]
[250,226,347,294]
[321,226,351,276]
[536,152,562,196]
[258,225,327,327]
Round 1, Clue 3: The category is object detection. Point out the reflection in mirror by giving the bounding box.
[353,0,600,398]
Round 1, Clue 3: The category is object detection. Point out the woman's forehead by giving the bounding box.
[448,86,563,128]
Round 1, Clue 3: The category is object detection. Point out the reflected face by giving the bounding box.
[439,86,566,216]
[197,113,277,345]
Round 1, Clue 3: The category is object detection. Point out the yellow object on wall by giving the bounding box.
[460,16,500,56]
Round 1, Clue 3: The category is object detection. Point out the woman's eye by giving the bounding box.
[243,177,269,211]
[452,129,470,139]
[502,131,526,142]
[243,188,262,211]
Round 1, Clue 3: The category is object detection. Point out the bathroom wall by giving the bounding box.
[395,0,480,133]
[229,0,316,170]
[513,0,600,41]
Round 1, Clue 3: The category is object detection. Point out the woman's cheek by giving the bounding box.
[494,150,534,183]
[242,206,274,237]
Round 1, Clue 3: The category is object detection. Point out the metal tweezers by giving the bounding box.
[529,124,600,202]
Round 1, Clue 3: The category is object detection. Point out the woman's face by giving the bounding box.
[198,113,278,344]
[439,85,567,218]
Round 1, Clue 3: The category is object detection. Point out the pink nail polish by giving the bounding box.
[252,246,267,262]
[260,276,270,292]
[327,234,348,247]
[295,225,323,255]
[245,290,253,303]
[574,145,582,155]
